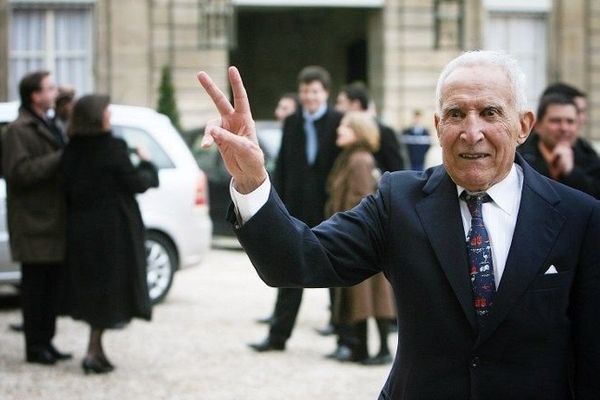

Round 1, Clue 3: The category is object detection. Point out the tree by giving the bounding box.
[157,65,182,131]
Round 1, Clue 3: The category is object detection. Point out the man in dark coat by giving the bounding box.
[248,66,342,352]
[518,92,600,199]
[1,71,71,365]
[335,82,406,173]
[402,109,432,170]
[197,50,599,399]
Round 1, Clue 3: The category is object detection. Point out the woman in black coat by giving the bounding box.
[62,95,159,374]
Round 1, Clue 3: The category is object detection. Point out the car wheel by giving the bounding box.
[145,231,177,304]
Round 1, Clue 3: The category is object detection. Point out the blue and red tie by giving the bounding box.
[462,192,496,318]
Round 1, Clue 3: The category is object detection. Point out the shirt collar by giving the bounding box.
[303,103,328,121]
[456,163,523,216]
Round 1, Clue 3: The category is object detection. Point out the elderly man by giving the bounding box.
[197,51,599,399]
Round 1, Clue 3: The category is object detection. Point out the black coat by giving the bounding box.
[62,133,159,328]
[374,122,405,172]
[274,108,342,227]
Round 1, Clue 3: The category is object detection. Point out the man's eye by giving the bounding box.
[483,108,499,117]
[447,110,461,118]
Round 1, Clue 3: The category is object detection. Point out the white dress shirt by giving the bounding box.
[231,164,524,285]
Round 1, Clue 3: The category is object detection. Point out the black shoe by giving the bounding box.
[9,322,23,332]
[325,345,352,361]
[82,356,114,374]
[361,353,393,366]
[314,323,335,336]
[47,344,72,361]
[256,316,275,325]
[26,348,57,365]
[248,338,285,352]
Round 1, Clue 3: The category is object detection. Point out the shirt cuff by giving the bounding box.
[229,177,271,225]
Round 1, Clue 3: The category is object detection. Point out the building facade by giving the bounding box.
[0,0,598,141]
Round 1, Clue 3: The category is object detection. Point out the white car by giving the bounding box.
[0,101,213,303]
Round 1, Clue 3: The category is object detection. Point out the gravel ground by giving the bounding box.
[0,246,395,399]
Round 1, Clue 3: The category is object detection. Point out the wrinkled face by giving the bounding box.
[336,118,357,148]
[435,64,533,192]
[32,75,57,112]
[274,97,296,122]
[536,103,578,148]
[299,80,328,114]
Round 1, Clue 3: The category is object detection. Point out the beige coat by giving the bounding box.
[1,109,65,263]
[326,147,395,323]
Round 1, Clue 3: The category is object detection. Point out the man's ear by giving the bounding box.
[434,114,441,143]
[517,111,535,145]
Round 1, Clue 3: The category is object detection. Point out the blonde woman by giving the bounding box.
[325,112,395,365]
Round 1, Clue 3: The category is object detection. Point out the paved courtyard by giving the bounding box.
[0,246,395,399]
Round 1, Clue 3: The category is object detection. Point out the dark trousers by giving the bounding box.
[21,262,62,352]
[268,287,303,344]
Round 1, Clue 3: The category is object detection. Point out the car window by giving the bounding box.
[112,125,174,169]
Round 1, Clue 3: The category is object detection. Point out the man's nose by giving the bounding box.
[461,114,485,144]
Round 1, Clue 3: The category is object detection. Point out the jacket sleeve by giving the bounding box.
[112,139,159,193]
[2,124,62,188]
[233,172,391,288]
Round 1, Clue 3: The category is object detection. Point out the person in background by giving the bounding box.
[2,70,71,365]
[402,110,431,170]
[518,93,600,198]
[274,92,299,123]
[197,50,599,399]
[542,82,588,129]
[335,82,406,173]
[326,111,395,365]
[53,85,76,141]
[248,66,342,352]
[62,94,158,374]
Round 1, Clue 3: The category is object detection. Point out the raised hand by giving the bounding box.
[196,66,268,194]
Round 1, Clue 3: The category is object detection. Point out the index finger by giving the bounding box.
[228,66,251,115]
[197,71,234,116]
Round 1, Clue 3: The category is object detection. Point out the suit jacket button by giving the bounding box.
[471,356,480,368]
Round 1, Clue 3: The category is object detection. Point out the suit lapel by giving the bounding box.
[416,167,478,332]
[476,156,565,345]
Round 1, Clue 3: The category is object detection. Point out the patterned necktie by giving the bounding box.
[304,117,318,165]
[462,192,496,318]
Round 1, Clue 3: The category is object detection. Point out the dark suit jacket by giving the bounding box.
[234,154,600,399]
[274,108,342,227]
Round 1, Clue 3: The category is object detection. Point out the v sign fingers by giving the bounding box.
[197,67,258,144]
[197,67,267,194]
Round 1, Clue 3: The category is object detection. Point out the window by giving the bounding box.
[434,0,464,50]
[112,125,175,170]
[8,5,93,100]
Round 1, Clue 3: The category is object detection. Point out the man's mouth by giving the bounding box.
[459,153,489,160]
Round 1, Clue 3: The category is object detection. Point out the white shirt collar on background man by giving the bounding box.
[456,163,524,285]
